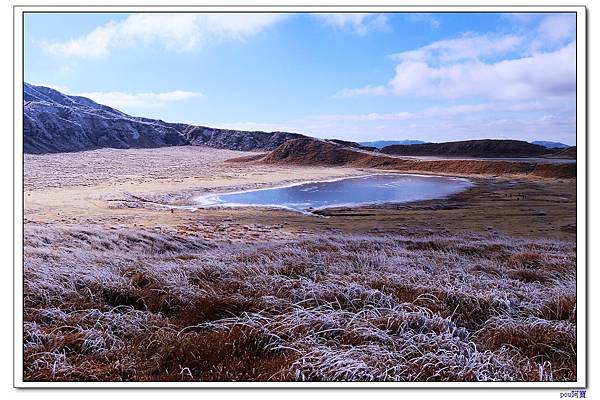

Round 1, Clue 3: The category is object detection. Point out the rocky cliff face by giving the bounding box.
[23,83,305,154]
[181,125,303,152]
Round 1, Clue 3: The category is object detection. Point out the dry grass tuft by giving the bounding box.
[142,326,295,381]
[509,252,545,269]
[475,317,576,381]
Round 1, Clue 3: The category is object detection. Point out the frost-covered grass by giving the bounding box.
[23,223,576,382]
[24,146,259,190]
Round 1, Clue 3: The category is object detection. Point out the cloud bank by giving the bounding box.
[43,13,288,58]
[76,90,202,108]
[39,85,203,108]
[337,14,576,102]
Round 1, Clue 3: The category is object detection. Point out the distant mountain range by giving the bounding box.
[361,139,570,150]
[24,83,306,154]
[530,141,570,149]
[359,140,427,149]
[380,139,570,158]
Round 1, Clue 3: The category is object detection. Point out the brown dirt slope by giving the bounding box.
[546,146,577,159]
[254,138,576,179]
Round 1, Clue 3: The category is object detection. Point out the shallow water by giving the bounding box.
[195,174,473,213]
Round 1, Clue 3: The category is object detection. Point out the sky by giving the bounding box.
[24,12,577,145]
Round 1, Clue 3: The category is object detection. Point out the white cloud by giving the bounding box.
[388,33,523,64]
[315,13,390,35]
[208,121,297,133]
[43,13,288,58]
[306,100,570,125]
[388,61,436,96]
[530,14,576,52]
[76,90,201,108]
[537,14,576,43]
[419,103,496,116]
[35,83,71,93]
[387,41,575,100]
[312,111,414,122]
[500,13,538,25]
[404,13,440,30]
[335,85,387,97]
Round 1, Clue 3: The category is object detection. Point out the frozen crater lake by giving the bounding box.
[195,174,474,213]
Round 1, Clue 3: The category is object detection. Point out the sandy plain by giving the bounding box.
[24,146,576,242]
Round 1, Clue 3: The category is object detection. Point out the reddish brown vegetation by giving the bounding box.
[476,318,576,381]
[23,223,577,382]
[142,326,296,381]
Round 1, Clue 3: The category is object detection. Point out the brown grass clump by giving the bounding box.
[509,251,545,269]
[507,269,550,284]
[172,295,265,327]
[475,318,576,381]
[23,223,577,382]
[141,326,295,381]
[538,294,577,322]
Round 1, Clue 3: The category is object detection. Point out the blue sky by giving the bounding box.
[24,12,576,144]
